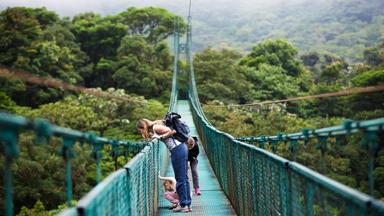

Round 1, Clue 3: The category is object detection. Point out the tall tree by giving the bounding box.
[71,13,127,63]
[117,7,186,45]
[193,48,254,103]
[0,7,85,107]
[240,39,312,101]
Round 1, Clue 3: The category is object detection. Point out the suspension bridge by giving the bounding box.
[1,8,384,216]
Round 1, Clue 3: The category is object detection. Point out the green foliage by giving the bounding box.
[0,7,87,107]
[320,61,345,84]
[363,40,384,67]
[240,39,304,77]
[0,7,42,64]
[299,84,348,117]
[351,69,384,86]
[117,7,186,45]
[203,104,313,137]
[72,13,127,63]
[193,48,254,103]
[347,68,384,115]
[112,35,172,101]
[237,40,311,101]
[0,6,181,106]
[243,64,300,100]
[17,200,49,216]
[0,91,16,112]
[18,97,106,131]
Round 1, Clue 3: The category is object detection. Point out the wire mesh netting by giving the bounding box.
[59,141,168,216]
[189,96,384,216]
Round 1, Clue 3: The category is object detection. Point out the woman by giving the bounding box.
[136,118,192,212]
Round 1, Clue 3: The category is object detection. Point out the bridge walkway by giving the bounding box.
[157,100,236,215]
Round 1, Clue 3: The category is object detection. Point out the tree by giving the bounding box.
[239,40,312,101]
[112,35,172,101]
[363,40,384,67]
[0,7,42,65]
[348,69,384,114]
[301,52,320,67]
[193,48,254,103]
[242,64,300,100]
[71,13,127,63]
[0,91,16,112]
[117,7,186,45]
[319,61,345,84]
[240,39,305,77]
[0,7,88,107]
[302,83,347,117]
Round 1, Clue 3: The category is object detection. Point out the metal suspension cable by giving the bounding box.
[0,65,146,104]
[169,18,180,112]
[203,84,384,107]
[186,10,211,124]
[188,0,192,18]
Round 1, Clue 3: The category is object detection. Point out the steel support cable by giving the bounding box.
[203,84,384,108]
[0,65,146,104]
[185,13,211,124]
[169,19,180,113]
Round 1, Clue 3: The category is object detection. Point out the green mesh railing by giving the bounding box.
[60,140,168,216]
[185,13,384,216]
[189,106,384,215]
[237,119,384,197]
[0,113,147,216]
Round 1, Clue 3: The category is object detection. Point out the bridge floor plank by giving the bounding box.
[157,100,236,216]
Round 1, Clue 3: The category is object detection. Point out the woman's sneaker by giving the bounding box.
[183,206,192,213]
[195,188,201,195]
[172,205,189,212]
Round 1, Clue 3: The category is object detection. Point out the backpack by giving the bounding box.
[164,112,190,143]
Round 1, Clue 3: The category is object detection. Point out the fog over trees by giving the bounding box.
[2,0,383,62]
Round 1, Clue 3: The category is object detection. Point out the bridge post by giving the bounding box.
[111,140,119,170]
[0,127,19,216]
[316,136,328,174]
[289,139,298,161]
[61,137,76,207]
[361,130,379,196]
[87,132,104,184]
[305,182,315,216]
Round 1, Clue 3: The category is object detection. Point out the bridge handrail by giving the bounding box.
[237,118,384,142]
[188,90,384,215]
[0,112,148,216]
[66,141,168,216]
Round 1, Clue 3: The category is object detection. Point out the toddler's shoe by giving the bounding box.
[168,203,178,210]
[195,188,201,195]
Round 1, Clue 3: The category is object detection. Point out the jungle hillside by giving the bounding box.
[0,0,383,215]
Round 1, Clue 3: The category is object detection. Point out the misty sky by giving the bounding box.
[0,0,311,18]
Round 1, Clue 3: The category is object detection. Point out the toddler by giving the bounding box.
[158,171,179,209]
